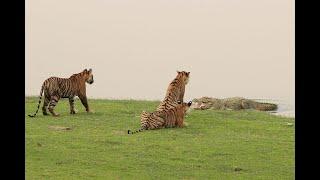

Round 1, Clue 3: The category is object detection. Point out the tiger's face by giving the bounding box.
[177,71,190,85]
[177,100,192,113]
[84,69,94,84]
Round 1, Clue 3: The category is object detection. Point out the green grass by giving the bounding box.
[26,97,294,180]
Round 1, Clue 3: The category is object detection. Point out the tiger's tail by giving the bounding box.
[28,85,44,118]
[128,127,145,134]
[128,111,150,134]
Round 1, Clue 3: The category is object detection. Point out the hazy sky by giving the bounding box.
[26,0,294,103]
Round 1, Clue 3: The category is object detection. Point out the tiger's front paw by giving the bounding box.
[52,113,60,117]
[183,122,189,127]
[87,110,95,113]
[70,109,77,114]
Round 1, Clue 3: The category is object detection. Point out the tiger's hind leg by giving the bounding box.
[48,96,60,117]
[69,97,77,114]
[42,96,50,115]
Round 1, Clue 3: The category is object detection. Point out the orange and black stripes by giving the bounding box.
[128,128,145,134]
[128,101,192,134]
[128,71,191,134]
[156,71,190,112]
[28,69,94,117]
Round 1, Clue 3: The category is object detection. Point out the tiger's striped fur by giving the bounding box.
[156,71,190,112]
[128,101,192,134]
[28,69,94,117]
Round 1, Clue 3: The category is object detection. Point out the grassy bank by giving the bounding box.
[26,97,294,179]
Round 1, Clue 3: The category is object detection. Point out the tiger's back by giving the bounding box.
[42,77,76,98]
[156,71,190,112]
[140,111,165,130]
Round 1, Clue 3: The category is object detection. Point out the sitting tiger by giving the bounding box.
[156,71,190,112]
[28,69,94,117]
[128,101,192,134]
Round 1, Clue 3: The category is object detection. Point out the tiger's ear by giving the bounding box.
[186,72,190,76]
[187,101,192,107]
[88,68,92,73]
[177,71,181,74]
[83,69,88,73]
[177,100,182,104]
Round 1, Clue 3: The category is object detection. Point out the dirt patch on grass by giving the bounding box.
[234,167,243,172]
[105,140,123,145]
[48,126,72,131]
[112,130,126,135]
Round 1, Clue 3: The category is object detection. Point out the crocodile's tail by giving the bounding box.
[255,103,278,111]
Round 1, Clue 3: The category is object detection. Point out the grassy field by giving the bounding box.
[25,97,294,179]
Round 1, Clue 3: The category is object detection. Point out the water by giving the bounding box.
[253,99,295,118]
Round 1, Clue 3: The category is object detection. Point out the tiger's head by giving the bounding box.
[177,100,192,113]
[83,68,94,84]
[177,71,190,85]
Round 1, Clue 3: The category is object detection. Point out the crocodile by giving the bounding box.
[191,97,277,111]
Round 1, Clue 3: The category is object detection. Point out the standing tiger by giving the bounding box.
[156,71,190,112]
[28,69,94,117]
[128,101,192,134]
